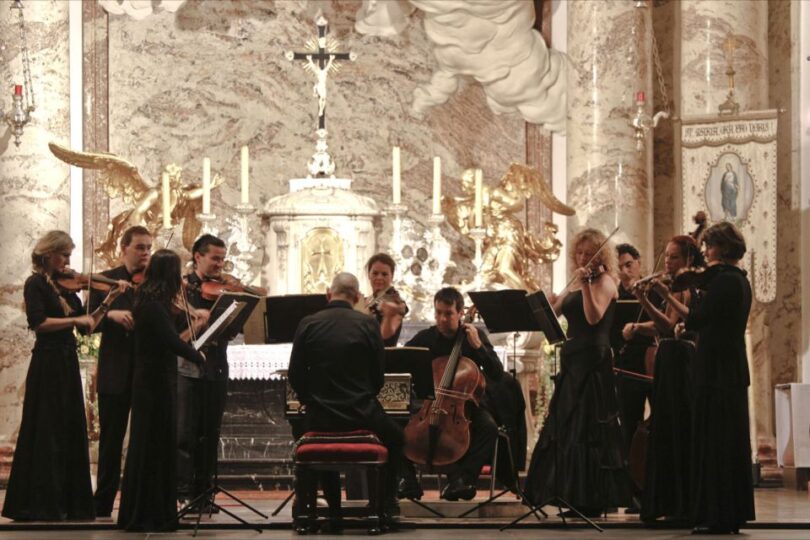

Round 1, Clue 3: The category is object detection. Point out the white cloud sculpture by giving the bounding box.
[356,0,567,133]
[97,0,186,20]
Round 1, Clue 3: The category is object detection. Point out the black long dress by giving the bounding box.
[641,335,696,522]
[2,273,95,521]
[524,290,630,511]
[684,264,754,531]
[117,300,204,532]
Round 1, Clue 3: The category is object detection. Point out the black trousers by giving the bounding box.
[615,349,650,458]
[176,376,228,498]
[94,391,132,516]
[448,406,498,484]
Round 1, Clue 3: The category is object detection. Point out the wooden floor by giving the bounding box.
[0,487,808,538]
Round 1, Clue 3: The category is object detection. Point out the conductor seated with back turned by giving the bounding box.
[288,272,404,517]
[401,287,504,501]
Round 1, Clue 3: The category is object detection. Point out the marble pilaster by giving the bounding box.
[0,1,71,466]
[566,0,653,262]
[680,0,768,116]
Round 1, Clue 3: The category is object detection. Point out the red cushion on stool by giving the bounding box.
[297,429,382,446]
[481,465,492,476]
[295,442,389,463]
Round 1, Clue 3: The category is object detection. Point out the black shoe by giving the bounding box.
[440,477,476,501]
[397,475,424,500]
[558,507,603,518]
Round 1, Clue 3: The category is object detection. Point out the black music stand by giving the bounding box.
[266,294,328,517]
[264,294,328,343]
[384,346,435,400]
[174,297,267,535]
[493,291,602,532]
[464,290,562,521]
[383,347,447,517]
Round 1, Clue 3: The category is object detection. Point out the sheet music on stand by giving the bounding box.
[468,289,566,345]
[193,300,246,350]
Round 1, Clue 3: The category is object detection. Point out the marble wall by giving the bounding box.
[105,0,526,270]
[761,0,802,446]
[652,0,676,252]
[0,1,71,463]
[566,0,653,263]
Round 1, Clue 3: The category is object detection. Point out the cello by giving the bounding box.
[404,308,486,469]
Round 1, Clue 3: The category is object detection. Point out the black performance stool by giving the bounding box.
[293,430,389,535]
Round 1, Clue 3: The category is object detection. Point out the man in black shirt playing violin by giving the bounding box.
[89,225,152,517]
[403,287,504,501]
[177,234,240,509]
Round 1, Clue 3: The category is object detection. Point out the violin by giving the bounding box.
[631,270,673,293]
[669,264,723,292]
[581,263,607,284]
[131,270,144,285]
[199,274,266,301]
[55,269,124,293]
[404,307,486,468]
[365,286,406,317]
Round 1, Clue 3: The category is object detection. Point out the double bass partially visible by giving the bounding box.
[403,309,485,469]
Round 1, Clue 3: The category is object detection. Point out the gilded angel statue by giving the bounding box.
[49,142,224,267]
[443,163,575,291]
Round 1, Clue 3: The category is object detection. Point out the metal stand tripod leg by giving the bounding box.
[500,343,603,533]
[458,428,546,520]
[271,490,295,516]
[174,377,268,536]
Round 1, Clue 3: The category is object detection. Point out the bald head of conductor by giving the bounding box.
[327,272,363,306]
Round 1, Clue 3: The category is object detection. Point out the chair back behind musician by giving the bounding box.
[289,272,404,516]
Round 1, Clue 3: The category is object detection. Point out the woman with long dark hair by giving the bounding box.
[680,222,754,534]
[117,249,207,532]
[524,228,630,517]
[633,235,705,524]
[3,230,124,521]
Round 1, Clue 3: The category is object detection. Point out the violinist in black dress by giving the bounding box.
[360,253,408,346]
[677,222,755,534]
[524,228,630,517]
[634,235,704,524]
[117,249,207,532]
[3,231,125,521]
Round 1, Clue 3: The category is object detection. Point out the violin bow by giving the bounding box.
[561,226,621,293]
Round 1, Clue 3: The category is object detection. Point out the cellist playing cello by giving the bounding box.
[401,287,504,502]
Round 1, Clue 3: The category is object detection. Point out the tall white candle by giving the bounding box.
[202,157,211,214]
[240,146,249,205]
[162,172,171,229]
[392,146,401,204]
[432,156,442,215]
[474,168,483,227]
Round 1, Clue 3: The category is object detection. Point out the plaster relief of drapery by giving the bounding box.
[356,0,567,133]
[97,0,186,20]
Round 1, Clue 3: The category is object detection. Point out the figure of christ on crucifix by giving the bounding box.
[286,12,355,131]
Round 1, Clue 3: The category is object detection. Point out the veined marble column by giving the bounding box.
[567,0,653,263]
[0,1,71,477]
[680,0,768,116]
[679,0,770,460]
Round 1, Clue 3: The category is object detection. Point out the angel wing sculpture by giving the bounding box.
[444,163,575,291]
[49,142,224,267]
